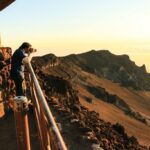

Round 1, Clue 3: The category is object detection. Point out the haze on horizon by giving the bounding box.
[1,0,150,71]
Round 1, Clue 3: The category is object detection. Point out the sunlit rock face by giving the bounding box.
[0,47,14,117]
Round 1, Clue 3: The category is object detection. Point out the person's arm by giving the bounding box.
[22,56,30,64]
[22,48,36,65]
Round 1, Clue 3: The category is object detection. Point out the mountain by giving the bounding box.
[1,48,150,149]
[33,50,150,91]
[64,50,150,90]
[32,50,150,147]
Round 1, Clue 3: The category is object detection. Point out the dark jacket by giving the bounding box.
[10,49,27,80]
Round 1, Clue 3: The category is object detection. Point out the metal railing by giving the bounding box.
[13,61,67,150]
[28,62,67,150]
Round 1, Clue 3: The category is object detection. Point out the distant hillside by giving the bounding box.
[64,50,150,90]
[33,50,150,90]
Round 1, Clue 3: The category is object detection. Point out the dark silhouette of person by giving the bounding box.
[10,42,36,96]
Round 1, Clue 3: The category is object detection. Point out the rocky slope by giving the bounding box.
[32,51,150,126]
[32,68,149,149]
[32,50,150,147]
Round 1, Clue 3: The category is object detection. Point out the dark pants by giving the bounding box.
[13,76,26,96]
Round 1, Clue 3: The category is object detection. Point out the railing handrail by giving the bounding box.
[28,62,67,150]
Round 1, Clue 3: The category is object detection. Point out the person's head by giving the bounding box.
[19,42,32,53]
[19,42,37,53]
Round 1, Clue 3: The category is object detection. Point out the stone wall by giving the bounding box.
[0,47,14,117]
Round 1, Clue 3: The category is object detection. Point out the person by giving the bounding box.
[10,42,36,96]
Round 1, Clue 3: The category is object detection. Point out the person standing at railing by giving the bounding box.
[10,42,36,97]
[10,43,37,149]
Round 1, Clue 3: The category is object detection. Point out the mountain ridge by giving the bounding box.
[33,49,150,90]
[32,49,150,146]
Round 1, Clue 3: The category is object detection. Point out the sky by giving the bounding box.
[1,0,150,71]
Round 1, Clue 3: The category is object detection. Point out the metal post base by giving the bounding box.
[14,96,30,112]
[13,96,31,150]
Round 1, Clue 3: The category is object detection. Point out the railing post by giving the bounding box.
[30,78,51,150]
[13,96,31,150]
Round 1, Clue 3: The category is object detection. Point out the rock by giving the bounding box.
[79,127,92,132]
[70,119,79,123]
[71,104,81,112]
[85,131,94,136]
[78,121,86,128]
[81,135,91,140]
[90,137,99,144]
[112,123,125,135]
[91,144,104,150]
[78,112,85,120]
[0,47,14,117]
